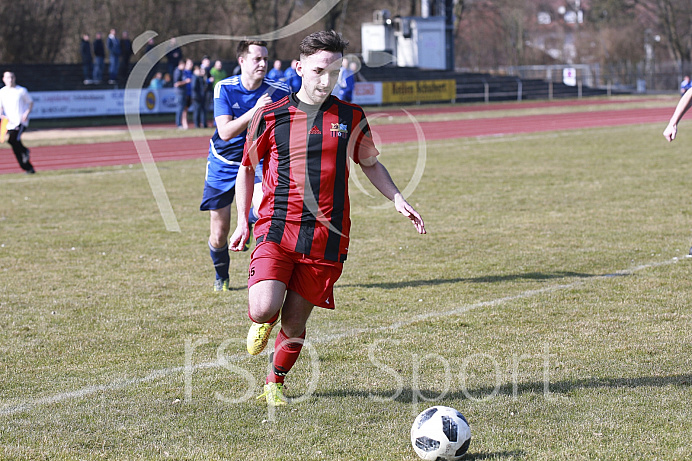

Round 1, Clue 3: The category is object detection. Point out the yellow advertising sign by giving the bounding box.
[382,80,456,104]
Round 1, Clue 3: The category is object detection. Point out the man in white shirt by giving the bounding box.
[0,71,35,173]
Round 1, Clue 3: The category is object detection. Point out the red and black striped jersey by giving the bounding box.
[243,93,379,262]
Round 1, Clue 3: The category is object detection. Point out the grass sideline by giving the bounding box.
[1,121,691,459]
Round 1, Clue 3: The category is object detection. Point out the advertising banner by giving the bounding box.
[30,88,178,119]
[382,80,456,104]
[352,82,383,106]
[28,80,455,119]
[563,68,577,87]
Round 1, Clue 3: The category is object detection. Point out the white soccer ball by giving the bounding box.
[410,406,471,460]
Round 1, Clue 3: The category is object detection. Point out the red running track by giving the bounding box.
[0,105,673,175]
[372,106,672,143]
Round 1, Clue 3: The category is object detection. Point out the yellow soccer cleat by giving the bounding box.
[246,315,280,355]
[213,278,230,292]
[257,382,288,406]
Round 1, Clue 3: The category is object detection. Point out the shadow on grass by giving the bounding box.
[339,271,601,290]
[316,373,692,402]
[226,284,249,292]
[464,451,526,460]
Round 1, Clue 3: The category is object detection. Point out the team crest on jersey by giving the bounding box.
[330,122,349,139]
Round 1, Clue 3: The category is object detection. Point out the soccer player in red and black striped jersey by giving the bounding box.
[229,30,426,406]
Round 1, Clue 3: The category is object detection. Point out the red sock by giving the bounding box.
[268,329,305,384]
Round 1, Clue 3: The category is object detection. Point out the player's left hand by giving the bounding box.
[663,123,677,142]
[394,194,426,234]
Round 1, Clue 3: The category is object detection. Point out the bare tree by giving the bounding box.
[456,0,521,69]
[237,0,300,58]
[578,0,645,84]
[0,0,425,66]
[453,0,468,36]
[639,0,692,74]
[0,0,68,63]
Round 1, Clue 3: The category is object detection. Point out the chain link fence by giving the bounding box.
[455,63,686,102]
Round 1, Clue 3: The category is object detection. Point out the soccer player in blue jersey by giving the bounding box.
[200,40,290,291]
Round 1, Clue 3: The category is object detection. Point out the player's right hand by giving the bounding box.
[254,93,272,109]
[229,225,249,252]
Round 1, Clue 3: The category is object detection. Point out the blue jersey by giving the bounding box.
[183,69,194,96]
[267,68,284,82]
[283,67,302,92]
[206,76,289,191]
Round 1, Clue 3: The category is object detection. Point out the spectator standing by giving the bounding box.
[80,34,93,84]
[346,60,359,97]
[200,56,212,80]
[145,37,156,54]
[266,59,284,81]
[332,57,355,102]
[183,59,194,113]
[191,66,207,128]
[680,76,691,97]
[119,31,133,81]
[350,60,361,79]
[166,38,183,78]
[107,29,120,84]
[140,37,159,85]
[0,72,35,174]
[200,56,213,127]
[209,60,228,90]
[173,60,190,129]
[92,32,105,83]
[282,59,301,92]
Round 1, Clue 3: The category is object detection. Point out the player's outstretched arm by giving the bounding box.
[359,158,426,234]
[229,165,255,251]
[664,89,692,142]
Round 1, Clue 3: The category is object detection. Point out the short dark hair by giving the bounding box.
[299,30,349,58]
[236,40,268,59]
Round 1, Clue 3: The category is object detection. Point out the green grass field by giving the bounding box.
[1,117,691,460]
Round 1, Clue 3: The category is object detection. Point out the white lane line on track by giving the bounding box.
[0,256,682,417]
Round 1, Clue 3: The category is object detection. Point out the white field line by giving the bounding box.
[0,167,139,185]
[0,256,683,417]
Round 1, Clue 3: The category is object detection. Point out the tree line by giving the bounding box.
[455,0,692,74]
[0,0,398,65]
[0,0,690,80]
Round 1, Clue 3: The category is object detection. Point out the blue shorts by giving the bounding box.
[200,162,263,211]
[200,183,236,211]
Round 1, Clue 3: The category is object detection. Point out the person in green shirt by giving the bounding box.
[209,60,228,89]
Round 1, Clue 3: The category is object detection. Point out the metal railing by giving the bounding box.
[454,69,688,103]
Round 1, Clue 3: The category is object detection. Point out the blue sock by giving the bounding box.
[249,206,259,225]
[209,241,230,280]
